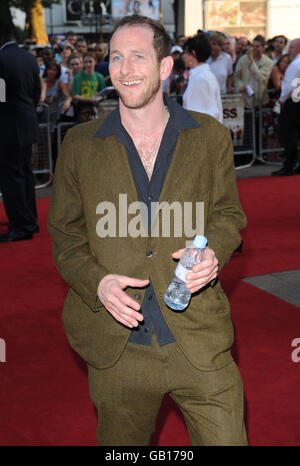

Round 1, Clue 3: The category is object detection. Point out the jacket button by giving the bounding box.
[134,293,141,300]
[146,250,153,257]
[144,327,150,333]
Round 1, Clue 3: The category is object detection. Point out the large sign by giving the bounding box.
[66,0,87,21]
[267,0,300,40]
[222,94,245,146]
[204,0,267,40]
[66,0,111,22]
[112,0,160,20]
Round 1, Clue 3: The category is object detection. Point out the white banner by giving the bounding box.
[267,0,300,40]
[222,94,245,146]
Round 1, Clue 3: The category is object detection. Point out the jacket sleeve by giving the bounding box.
[205,126,247,272]
[47,129,109,311]
[249,57,273,86]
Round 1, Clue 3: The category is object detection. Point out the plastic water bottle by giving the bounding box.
[164,235,208,312]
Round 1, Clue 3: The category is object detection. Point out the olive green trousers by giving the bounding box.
[88,334,248,446]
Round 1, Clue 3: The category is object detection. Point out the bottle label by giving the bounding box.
[175,262,189,283]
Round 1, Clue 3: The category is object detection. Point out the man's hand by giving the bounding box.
[247,46,254,63]
[63,98,71,112]
[171,247,219,294]
[97,274,149,328]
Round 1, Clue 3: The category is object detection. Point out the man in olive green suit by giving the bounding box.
[48,15,248,446]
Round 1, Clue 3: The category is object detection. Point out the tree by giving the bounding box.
[2,0,61,44]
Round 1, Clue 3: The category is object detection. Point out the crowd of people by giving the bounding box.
[25,30,293,115]
[23,28,300,177]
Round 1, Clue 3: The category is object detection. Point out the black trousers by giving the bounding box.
[279,99,300,171]
[0,144,37,233]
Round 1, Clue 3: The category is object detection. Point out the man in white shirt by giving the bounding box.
[182,33,223,124]
[206,33,233,94]
[272,38,300,176]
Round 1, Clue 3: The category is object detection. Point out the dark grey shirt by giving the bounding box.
[94,96,201,345]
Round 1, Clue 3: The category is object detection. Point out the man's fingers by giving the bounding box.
[119,276,150,289]
[109,307,137,328]
[108,297,142,328]
[186,263,218,282]
[107,291,144,328]
[171,248,185,258]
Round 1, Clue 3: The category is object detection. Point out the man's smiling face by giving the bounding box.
[109,25,163,109]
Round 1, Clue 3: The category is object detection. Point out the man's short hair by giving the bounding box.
[83,52,95,61]
[110,15,172,63]
[184,33,211,63]
[254,35,265,47]
[76,38,87,45]
[67,53,83,65]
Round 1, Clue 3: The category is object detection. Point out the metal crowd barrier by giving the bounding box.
[56,99,257,171]
[33,102,53,187]
[232,107,256,170]
[56,99,119,150]
[0,92,287,202]
[257,89,284,165]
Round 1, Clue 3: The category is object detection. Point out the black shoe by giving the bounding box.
[0,229,33,243]
[271,168,294,176]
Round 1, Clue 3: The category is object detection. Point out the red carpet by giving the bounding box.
[0,175,300,446]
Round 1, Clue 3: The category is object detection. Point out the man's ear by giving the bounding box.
[160,55,174,80]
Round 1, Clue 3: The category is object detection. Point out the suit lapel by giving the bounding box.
[158,128,201,202]
[98,135,149,236]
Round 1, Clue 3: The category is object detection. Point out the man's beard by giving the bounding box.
[116,74,161,109]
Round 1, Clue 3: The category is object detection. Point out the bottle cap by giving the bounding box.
[193,235,207,249]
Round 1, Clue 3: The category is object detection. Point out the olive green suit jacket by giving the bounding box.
[48,110,247,372]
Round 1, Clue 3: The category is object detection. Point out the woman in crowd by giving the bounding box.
[268,54,290,92]
[223,36,236,65]
[40,60,72,178]
[263,54,291,159]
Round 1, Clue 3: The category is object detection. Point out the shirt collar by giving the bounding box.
[94,95,201,138]
[0,41,17,51]
[190,63,210,75]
